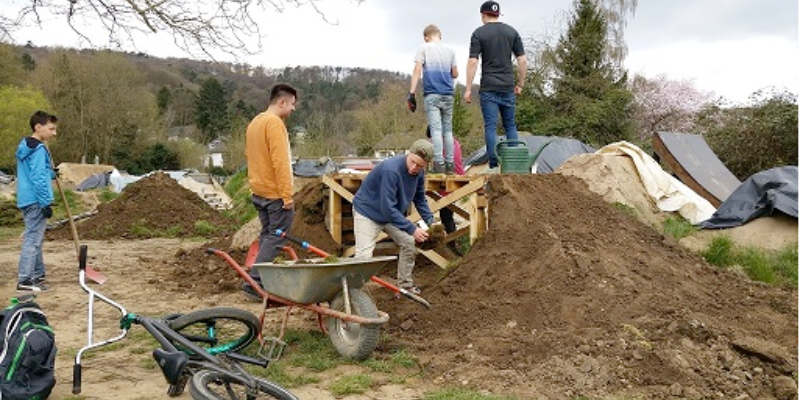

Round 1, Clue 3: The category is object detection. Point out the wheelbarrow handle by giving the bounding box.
[274,229,330,258]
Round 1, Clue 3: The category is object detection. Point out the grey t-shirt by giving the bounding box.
[469,22,525,93]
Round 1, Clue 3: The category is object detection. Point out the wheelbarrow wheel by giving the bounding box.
[325,288,380,361]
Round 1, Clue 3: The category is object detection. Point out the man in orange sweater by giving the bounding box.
[244,83,297,296]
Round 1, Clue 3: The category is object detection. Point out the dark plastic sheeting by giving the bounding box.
[293,159,338,177]
[77,172,111,191]
[463,135,595,173]
[699,166,798,229]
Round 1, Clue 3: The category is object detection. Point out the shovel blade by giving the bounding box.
[85,265,107,284]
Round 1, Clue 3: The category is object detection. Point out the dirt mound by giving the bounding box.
[168,179,340,296]
[381,175,797,399]
[557,153,665,228]
[48,172,235,240]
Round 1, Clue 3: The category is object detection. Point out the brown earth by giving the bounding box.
[167,180,341,296]
[47,172,235,240]
[380,174,798,399]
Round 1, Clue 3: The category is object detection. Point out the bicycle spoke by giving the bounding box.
[224,381,241,400]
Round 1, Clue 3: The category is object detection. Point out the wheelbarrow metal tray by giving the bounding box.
[253,256,397,304]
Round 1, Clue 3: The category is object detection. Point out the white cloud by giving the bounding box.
[626,35,799,102]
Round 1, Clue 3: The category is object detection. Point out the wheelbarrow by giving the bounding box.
[207,232,427,361]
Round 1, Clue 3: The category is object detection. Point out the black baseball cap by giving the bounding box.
[480,1,500,16]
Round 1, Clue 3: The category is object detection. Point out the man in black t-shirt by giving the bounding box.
[464,1,527,172]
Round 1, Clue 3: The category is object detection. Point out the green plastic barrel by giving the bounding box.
[496,140,533,174]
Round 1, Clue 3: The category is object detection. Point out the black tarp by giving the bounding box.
[293,158,338,177]
[463,135,595,173]
[699,166,798,229]
[76,171,111,191]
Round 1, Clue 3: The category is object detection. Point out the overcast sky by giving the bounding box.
[6,0,799,102]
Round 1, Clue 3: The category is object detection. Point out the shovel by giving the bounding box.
[47,151,107,284]
[272,229,432,309]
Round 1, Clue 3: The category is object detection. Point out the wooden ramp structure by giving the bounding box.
[653,131,741,207]
[322,173,489,268]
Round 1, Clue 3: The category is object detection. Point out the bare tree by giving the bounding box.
[594,0,638,66]
[1,0,362,59]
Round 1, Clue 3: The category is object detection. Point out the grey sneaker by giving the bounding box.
[17,280,46,292]
[485,166,501,175]
[431,162,445,174]
[445,162,455,174]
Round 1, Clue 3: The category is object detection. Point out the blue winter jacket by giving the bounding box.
[353,155,434,235]
[15,137,55,209]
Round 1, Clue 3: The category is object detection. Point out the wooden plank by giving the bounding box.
[322,174,355,203]
[431,177,486,212]
[445,225,470,243]
[419,249,450,269]
[328,187,342,245]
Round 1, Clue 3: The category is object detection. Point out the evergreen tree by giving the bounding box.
[21,53,36,71]
[452,86,472,139]
[518,0,634,145]
[156,86,171,115]
[195,77,230,144]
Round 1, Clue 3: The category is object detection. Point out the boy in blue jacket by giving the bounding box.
[15,111,58,292]
[352,139,435,294]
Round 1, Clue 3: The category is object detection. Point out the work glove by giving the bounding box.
[42,206,53,219]
[407,92,417,112]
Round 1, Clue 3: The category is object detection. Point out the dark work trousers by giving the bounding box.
[440,206,456,234]
[252,195,294,280]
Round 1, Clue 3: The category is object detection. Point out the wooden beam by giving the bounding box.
[328,185,342,245]
[322,174,355,203]
[419,249,450,269]
[431,177,486,212]
[444,225,470,243]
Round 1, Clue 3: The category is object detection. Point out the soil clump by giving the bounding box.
[380,174,797,399]
[48,172,235,240]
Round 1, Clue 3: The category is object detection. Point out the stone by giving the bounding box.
[733,394,751,400]
[399,319,414,331]
[506,320,518,329]
[683,387,702,399]
[578,345,592,354]
[669,382,683,396]
[633,351,644,361]
[754,367,764,375]
[772,376,797,400]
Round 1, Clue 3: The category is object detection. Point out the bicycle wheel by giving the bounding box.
[167,307,259,354]
[189,369,297,400]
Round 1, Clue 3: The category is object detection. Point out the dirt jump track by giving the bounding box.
[379,174,797,399]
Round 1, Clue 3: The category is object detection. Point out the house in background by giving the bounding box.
[204,138,225,168]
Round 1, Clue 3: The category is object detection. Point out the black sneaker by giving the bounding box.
[445,162,455,174]
[17,280,46,292]
[34,275,46,284]
[431,162,445,174]
[241,282,261,301]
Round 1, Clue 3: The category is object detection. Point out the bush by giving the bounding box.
[697,89,797,179]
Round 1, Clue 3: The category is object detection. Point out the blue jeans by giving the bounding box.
[18,204,47,283]
[424,94,455,165]
[479,91,519,167]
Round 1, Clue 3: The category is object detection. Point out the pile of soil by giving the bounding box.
[381,175,797,399]
[168,179,340,296]
[48,172,235,240]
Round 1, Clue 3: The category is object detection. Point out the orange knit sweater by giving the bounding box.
[245,112,293,204]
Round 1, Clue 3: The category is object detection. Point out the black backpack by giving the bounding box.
[0,297,56,400]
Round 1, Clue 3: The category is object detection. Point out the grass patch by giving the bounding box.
[423,388,517,400]
[703,236,798,287]
[329,374,373,397]
[361,348,418,373]
[129,218,155,237]
[52,188,86,220]
[193,220,217,236]
[98,188,119,203]
[223,169,257,226]
[0,225,24,240]
[612,202,637,218]
[139,357,157,370]
[245,363,319,388]
[662,216,697,239]
[284,330,343,372]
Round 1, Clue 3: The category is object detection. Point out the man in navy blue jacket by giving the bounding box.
[15,111,58,292]
[352,139,435,294]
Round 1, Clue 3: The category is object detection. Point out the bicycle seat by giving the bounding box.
[152,349,188,385]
